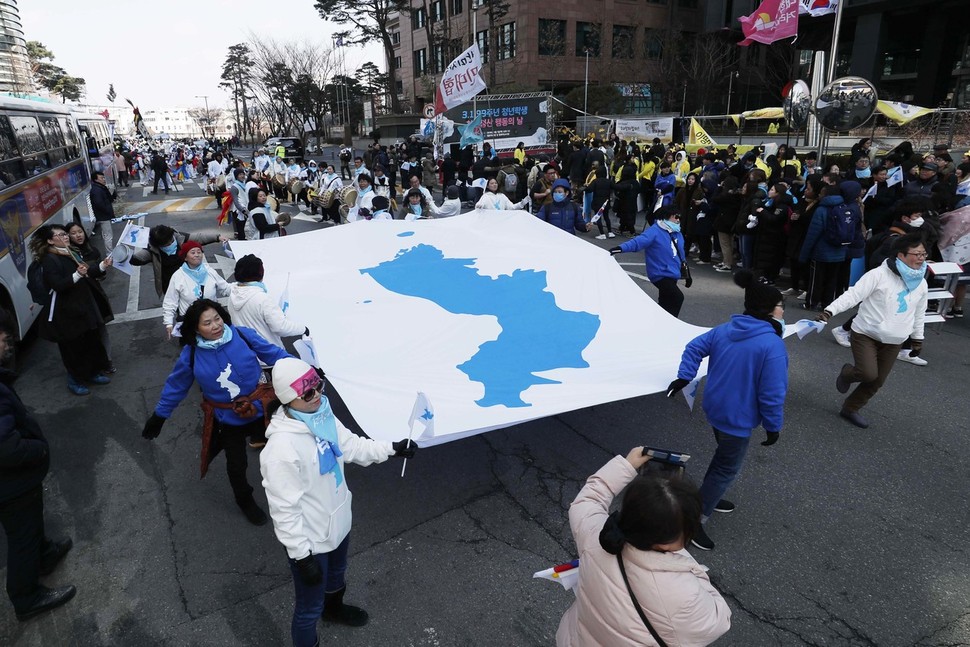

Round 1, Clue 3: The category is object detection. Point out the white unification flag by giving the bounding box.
[433,44,487,115]
[278,273,291,313]
[230,212,709,446]
[407,391,435,440]
[886,165,903,188]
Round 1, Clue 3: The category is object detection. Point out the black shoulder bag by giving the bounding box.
[668,231,692,288]
[617,553,669,647]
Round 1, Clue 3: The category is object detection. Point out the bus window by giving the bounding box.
[10,116,51,176]
[38,116,67,166]
[59,117,79,159]
[0,116,26,186]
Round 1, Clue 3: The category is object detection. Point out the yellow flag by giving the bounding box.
[876,100,934,125]
[689,118,718,147]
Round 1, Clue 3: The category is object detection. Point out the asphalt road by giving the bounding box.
[1,178,969,646]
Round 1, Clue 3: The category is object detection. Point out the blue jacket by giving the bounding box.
[536,200,587,234]
[799,195,851,263]
[619,221,685,282]
[677,315,788,436]
[155,326,291,426]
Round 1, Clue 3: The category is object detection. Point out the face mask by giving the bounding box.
[161,241,178,256]
[666,220,681,232]
[908,216,924,228]
[856,168,871,178]
[553,192,567,203]
[773,317,786,337]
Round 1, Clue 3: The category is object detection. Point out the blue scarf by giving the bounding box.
[181,262,209,299]
[244,281,268,293]
[196,324,233,350]
[288,399,343,486]
[894,259,926,312]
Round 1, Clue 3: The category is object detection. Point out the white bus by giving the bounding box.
[74,111,117,190]
[0,96,96,339]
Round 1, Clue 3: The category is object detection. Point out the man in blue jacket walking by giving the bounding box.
[610,207,690,317]
[666,271,789,550]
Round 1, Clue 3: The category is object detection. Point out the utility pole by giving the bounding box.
[583,48,590,134]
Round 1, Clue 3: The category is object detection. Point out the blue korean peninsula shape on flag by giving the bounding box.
[361,243,601,408]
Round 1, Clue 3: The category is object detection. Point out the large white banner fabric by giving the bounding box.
[614,118,675,142]
[230,212,708,446]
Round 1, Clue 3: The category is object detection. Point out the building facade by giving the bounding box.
[392,0,702,114]
[0,0,32,95]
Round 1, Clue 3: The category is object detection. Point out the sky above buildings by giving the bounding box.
[20,0,384,110]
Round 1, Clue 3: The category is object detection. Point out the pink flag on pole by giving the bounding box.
[738,0,799,46]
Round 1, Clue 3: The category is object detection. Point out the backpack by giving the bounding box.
[502,167,518,193]
[823,202,858,247]
[27,260,49,305]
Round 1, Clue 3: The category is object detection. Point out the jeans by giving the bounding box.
[652,277,684,318]
[739,234,755,269]
[698,429,751,518]
[287,534,351,647]
[0,486,47,612]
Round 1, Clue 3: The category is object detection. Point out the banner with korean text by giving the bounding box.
[433,44,487,115]
[614,117,675,143]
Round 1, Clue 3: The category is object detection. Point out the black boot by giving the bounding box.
[16,585,76,621]
[236,497,267,526]
[322,586,368,626]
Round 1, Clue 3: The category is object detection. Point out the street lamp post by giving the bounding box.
[583,48,590,136]
[195,95,210,138]
[726,71,738,117]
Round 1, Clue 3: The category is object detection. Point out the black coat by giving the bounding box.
[39,252,113,343]
[753,200,791,272]
[0,369,49,503]
[90,182,115,222]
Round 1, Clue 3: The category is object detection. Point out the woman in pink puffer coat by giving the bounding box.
[556,448,731,646]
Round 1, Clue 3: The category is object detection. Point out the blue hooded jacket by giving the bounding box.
[619,219,686,282]
[798,191,858,264]
[536,179,587,234]
[155,326,291,426]
[677,315,788,436]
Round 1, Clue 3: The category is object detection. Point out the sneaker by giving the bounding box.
[249,440,267,450]
[831,327,851,348]
[695,260,709,265]
[607,232,616,238]
[714,264,732,273]
[102,363,117,375]
[238,500,268,526]
[711,252,722,260]
[836,363,853,394]
[946,307,963,318]
[839,409,870,429]
[713,499,735,513]
[780,287,797,296]
[691,525,715,551]
[795,290,807,299]
[595,234,607,240]
[67,381,89,396]
[897,349,928,366]
[89,374,111,385]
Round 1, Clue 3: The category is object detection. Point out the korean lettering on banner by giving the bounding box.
[443,66,480,99]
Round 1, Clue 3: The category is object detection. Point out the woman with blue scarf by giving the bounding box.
[817,233,928,429]
[161,240,231,340]
[260,358,416,647]
[143,299,292,526]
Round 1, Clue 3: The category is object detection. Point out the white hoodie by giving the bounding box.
[228,283,305,349]
[826,260,927,344]
[259,407,394,559]
[161,264,231,327]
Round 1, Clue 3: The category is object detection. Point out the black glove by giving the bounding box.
[142,413,166,440]
[685,276,693,289]
[392,439,417,459]
[817,310,833,323]
[761,431,779,447]
[609,247,622,256]
[303,327,311,337]
[665,378,690,398]
[294,553,322,586]
[908,339,923,357]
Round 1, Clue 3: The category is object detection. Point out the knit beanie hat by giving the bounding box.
[734,270,782,318]
[234,254,264,282]
[371,195,390,212]
[272,357,321,405]
[178,240,203,259]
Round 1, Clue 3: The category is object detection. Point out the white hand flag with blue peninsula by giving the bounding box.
[408,392,435,440]
[279,272,291,313]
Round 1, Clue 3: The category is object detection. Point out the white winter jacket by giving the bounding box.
[228,283,305,350]
[474,191,528,211]
[259,407,394,559]
[825,260,927,344]
[161,264,231,327]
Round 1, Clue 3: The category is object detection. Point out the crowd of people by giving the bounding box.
[4,127,965,645]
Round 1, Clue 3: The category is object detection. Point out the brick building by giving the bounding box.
[391,0,703,115]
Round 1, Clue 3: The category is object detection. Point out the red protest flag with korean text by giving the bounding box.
[433,44,487,115]
[738,0,798,46]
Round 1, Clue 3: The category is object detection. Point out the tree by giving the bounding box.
[221,44,253,143]
[106,83,116,103]
[26,41,66,93]
[188,106,223,139]
[480,0,511,89]
[313,0,409,114]
[51,76,85,103]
